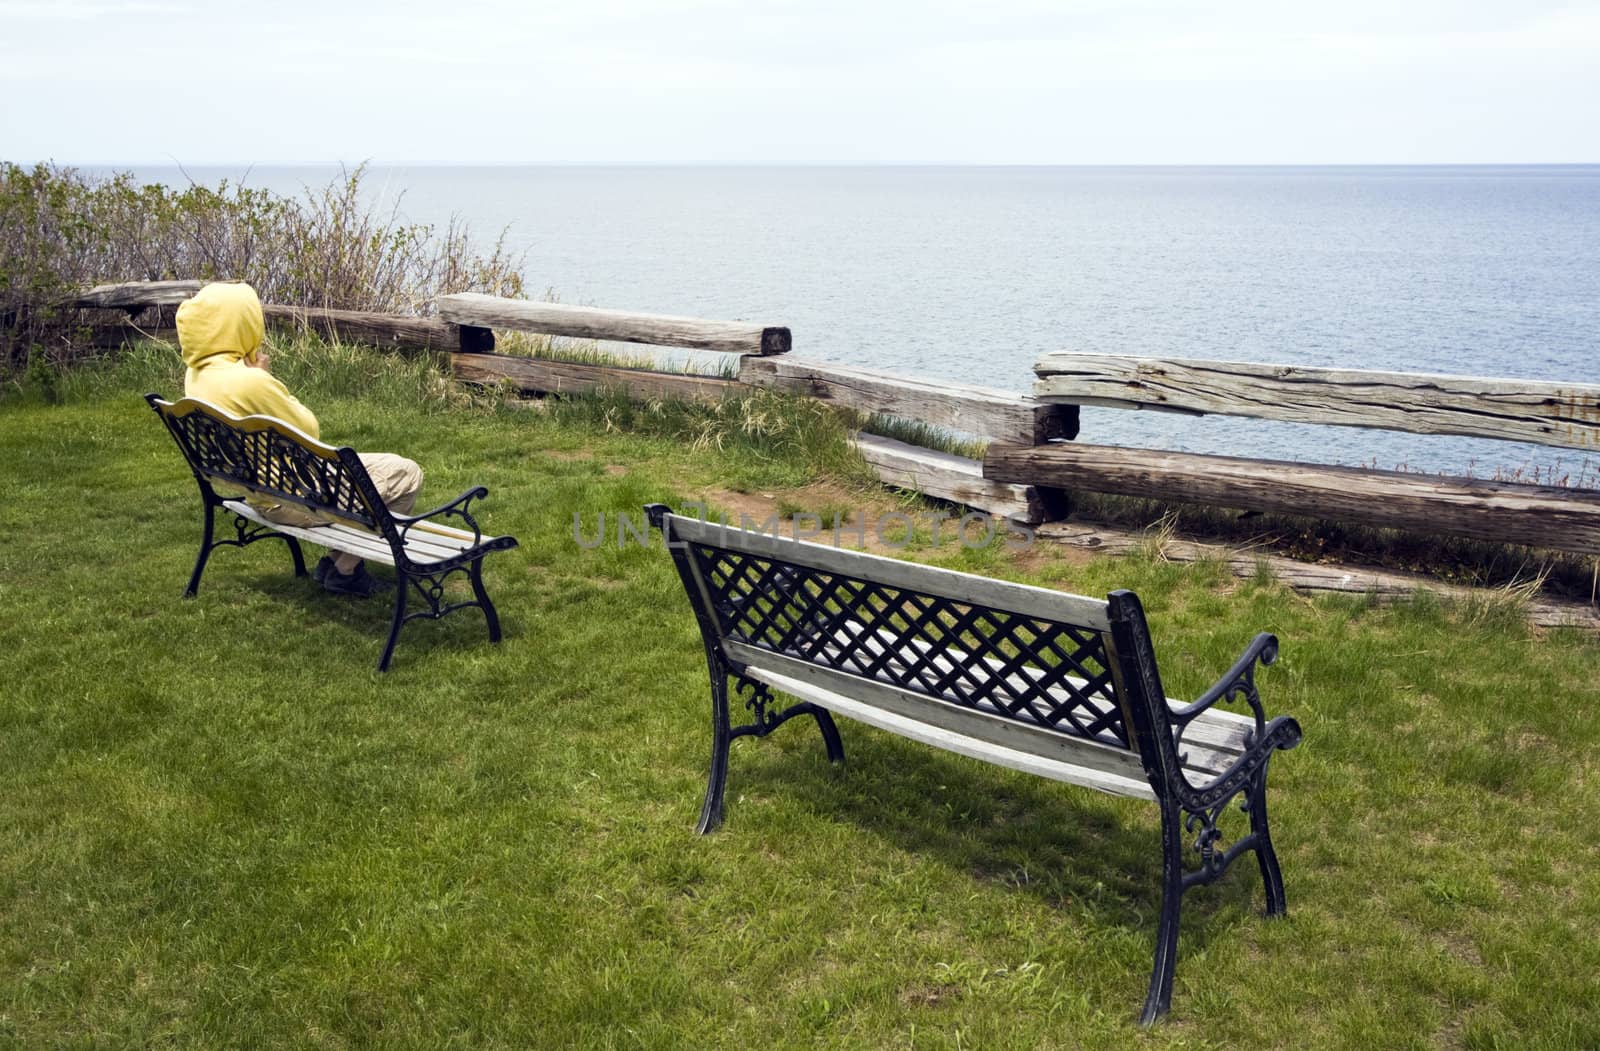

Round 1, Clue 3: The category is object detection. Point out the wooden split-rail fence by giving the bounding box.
[77,282,1074,524]
[71,281,1600,557]
[989,354,1600,558]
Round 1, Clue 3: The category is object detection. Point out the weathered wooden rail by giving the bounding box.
[78,282,1066,523]
[261,305,461,353]
[740,356,1075,446]
[995,353,1600,557]
[437,293,791,356]
[1034,353,1600,451]
[75,280,202,309]
[451,352,743,405]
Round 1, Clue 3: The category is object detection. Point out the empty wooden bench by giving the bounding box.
[147,394,518,671]
[647,504,1302,1024]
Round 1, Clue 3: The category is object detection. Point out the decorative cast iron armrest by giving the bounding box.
[1169,632,1279,739]
[1181,713,1303,811]
[393,485,489,547]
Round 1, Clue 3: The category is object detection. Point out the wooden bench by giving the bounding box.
[647,504,1302,1024]
[147,394,519,671]
[988,354,1600,557]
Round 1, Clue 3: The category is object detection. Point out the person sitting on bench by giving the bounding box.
[175,281,422,598]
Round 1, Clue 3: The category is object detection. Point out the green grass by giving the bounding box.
[495,330,741,379]
[3,342,1600,1048]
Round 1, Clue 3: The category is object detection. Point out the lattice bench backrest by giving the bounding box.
[651,507,1155,752]
[146,395,381,530]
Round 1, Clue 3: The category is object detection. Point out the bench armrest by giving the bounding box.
[1182,712,1303,811]
[1169,633,1278,738]
[392,486,490,547]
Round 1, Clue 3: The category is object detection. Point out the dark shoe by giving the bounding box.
[321,563,394,598]
[312,555,337,584]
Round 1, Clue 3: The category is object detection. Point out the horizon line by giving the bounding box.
[33,159,1600,170]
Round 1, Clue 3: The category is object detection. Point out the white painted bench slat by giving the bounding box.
[664,512,1113,631]
[745,663,1159,801]
[223,500,505,568]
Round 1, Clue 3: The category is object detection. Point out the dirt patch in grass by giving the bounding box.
[900,982,964,1008]
[1007,532,1101,573]
[696,484,913,558]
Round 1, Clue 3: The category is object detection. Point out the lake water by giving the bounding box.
[121,164,1600,481]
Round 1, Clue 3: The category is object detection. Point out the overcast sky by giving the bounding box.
[3,0,1597,165]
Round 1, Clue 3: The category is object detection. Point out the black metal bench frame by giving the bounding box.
[648,502,1302,1024]
[147,394,518,671]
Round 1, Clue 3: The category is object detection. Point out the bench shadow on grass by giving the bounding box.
[730,727,1268,957]
[228,566,516,669]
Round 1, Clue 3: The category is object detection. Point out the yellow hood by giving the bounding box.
[176,281,320,439]
[176,282,265,369]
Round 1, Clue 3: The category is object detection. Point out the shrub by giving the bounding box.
[0,161,526,372]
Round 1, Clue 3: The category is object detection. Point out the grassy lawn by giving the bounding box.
[2,343,1599,1049]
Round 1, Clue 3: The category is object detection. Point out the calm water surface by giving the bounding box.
[123,165,1600,479]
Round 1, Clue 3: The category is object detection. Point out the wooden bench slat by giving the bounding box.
[224,501,499,567]
[746,663,1159,801]
[665,513,1113,630]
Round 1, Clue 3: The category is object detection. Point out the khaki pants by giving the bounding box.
[260,452,424,573]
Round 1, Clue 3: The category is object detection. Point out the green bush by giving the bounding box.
[0,161,526,371]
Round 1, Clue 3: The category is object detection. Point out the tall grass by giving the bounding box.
[545,383,873,491]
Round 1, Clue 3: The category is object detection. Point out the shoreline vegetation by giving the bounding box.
[0,161,525,370]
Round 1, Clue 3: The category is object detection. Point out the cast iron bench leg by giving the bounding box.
[1140,797,1185,1026]
[469,557,502,643]
[184,499,306,596]
[378,576,408,672]
[283,536,308,578]
[696,670,848,836]
[184,500,217,598]
[1250,759,1288,917]
[696,668,734,835]
[813,708,845,764]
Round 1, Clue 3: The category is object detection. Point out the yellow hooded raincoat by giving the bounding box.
[176,282,320,438]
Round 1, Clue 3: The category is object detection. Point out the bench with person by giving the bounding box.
[147,394,518,671]
[647,503,1302,1024]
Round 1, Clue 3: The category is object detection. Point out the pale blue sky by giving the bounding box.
[3,0,1597,164]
